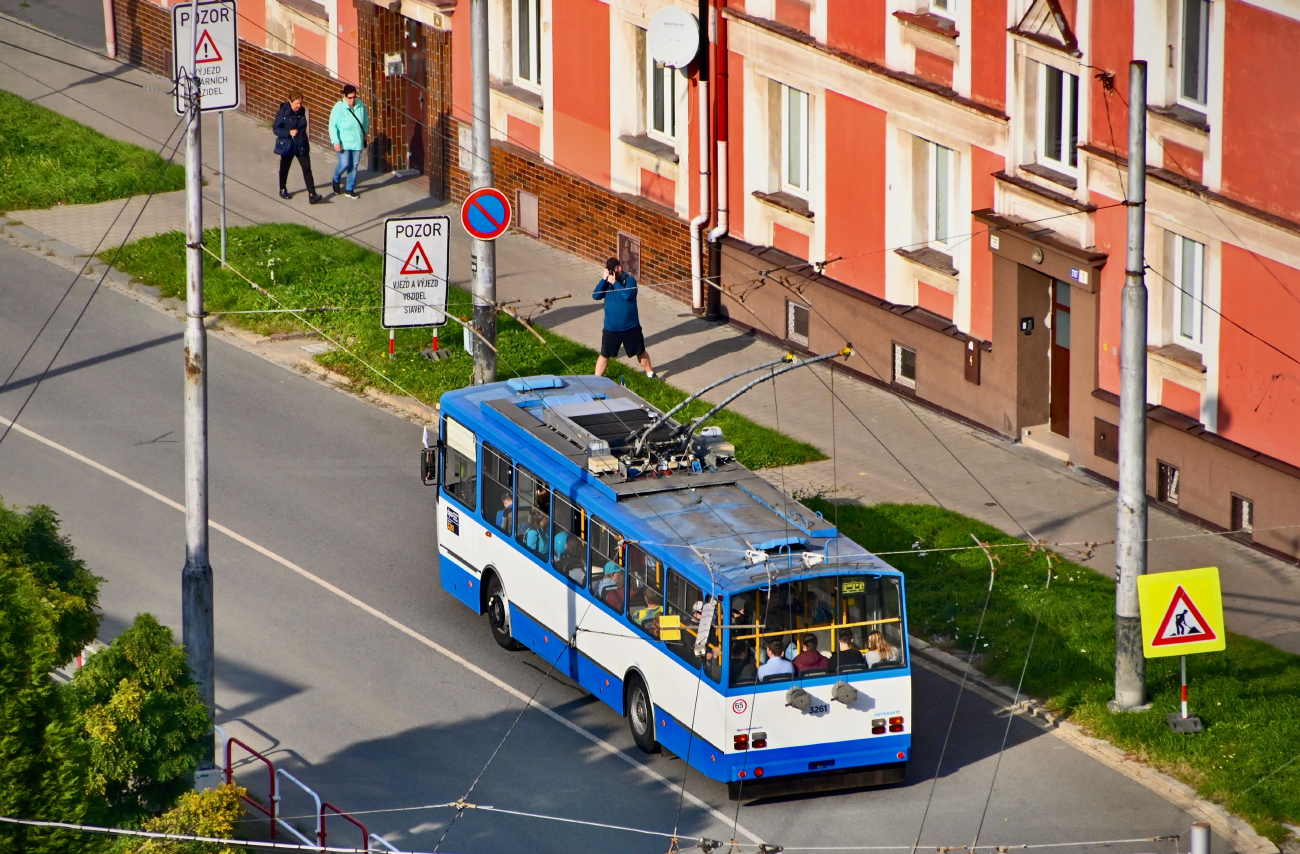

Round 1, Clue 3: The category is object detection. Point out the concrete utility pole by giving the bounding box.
[181,22,215,762]
[469,0,497,384]
[1113,60,1148,712]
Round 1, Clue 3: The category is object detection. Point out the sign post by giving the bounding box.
[1137,567,1226,733]
[383,216,451,356]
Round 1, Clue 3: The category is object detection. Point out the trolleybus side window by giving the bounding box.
[515,467,552,560]
[626,543,663,634]
[442,417,478,511]
[588,519,625,613]
[664,570,721,682]
[482,444,514,535]
[552,495,587,586]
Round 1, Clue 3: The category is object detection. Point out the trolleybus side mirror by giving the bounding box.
[421,442,441,486]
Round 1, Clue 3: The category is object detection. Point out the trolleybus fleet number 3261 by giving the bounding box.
[420,374,912,799]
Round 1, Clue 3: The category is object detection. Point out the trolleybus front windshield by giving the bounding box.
[728,574,904,687]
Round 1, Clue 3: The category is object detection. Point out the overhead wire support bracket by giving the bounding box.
[677,347,853,446]
[631,352,796,456]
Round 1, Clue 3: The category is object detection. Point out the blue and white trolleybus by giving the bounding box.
[422,374,911,798]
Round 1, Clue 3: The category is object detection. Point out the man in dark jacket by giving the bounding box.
[593,257,655,378]
[273,92,322,203]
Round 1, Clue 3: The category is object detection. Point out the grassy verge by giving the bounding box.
[806,498,1300,843]
[108,223,824,469]
[0,89,186,212]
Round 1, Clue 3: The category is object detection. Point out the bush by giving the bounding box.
[114,784,249,854]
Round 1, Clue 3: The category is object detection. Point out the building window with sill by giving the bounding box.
[926,140,955,248]
[514,0,542,89]
[1177,0,1210,109]
[787,301,810,347]
[893,343,917,389]
[648,59,678,141]
[778,83,810,196]
[1231,494,1253,541]
[1157,461,1180,506]
[1171,234,1205,348]
[1033,62,1078,175]
[930,0,953,15]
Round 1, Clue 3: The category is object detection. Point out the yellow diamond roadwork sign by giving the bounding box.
[1137,567,1226,658]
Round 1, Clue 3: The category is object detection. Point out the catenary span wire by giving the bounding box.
[0,105,185,395]
[0,109,188,450]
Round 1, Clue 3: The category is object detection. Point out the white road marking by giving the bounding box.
[0,415,762,845]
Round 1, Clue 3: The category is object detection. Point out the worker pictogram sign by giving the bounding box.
[1137,567,1226,658]
[460,187,512,240]
[400,242,434,275]
[382,216,450,329]
[193,30,223,62]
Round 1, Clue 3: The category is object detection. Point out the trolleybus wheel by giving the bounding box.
[485,575,524,651]
[626,677,660,753]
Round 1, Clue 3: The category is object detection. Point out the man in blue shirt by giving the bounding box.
[593,257,656,378]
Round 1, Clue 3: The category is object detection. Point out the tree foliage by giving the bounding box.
[114,784,249,854]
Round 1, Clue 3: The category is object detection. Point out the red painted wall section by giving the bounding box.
[918,283,954,319]
[727,51,746,240]
[336,0,359,85]
[640,168,676,208]
[773,223,810,259]
[774,0,811,33]
[552,0,611,187]
[968,0,1005,112]
[1217,243,1300,468]
[968,145,1003,341]
[688,75,700,219]
[237,0,268,51]
[913,50,953,88]
[507,115,542,152]
[1163,139,1203,184]
[826,0,885,65]
[1221,1,1300,224]
[294,24,327,67]
[452,10,472,125]
[1091,192,1125,394]
[1161,380,1201,420]
[1086,0,1132,159]
[823,90,886,298]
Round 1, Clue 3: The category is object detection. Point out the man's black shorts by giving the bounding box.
[600,326,645,358]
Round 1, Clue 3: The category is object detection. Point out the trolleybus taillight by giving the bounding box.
[889,716,905,733]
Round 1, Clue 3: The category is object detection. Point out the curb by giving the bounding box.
[0,214,1280,854]
[907,636,1280,854]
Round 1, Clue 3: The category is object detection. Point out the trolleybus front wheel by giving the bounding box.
[626,677,660,753]
[485,574,524,651]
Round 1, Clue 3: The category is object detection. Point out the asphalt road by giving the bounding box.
[0,238,1224,854]
[0,0,104,49]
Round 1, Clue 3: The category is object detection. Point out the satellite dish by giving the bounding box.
[648,6,699,69]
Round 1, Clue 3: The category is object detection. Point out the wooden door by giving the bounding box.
[1050,280,1071,437]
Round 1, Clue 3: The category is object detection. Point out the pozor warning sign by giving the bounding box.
[172,0,240,114]
[1137,567,1226,658]
[383,215,451,329]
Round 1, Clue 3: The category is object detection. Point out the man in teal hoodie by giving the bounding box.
[328,84,369,198]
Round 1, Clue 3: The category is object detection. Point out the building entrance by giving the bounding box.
[1050,280,1071,436]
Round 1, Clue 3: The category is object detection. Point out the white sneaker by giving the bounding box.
[645,370,656,378]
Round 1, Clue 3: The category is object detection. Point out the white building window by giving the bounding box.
[787,301,810,347]
[514,0,541,88]
[1178,0,1210,108]
[781,84,810,195]
[930,0,953,15]
[928,141,954,247]
[1036,64,1078,174]
[648,60,677,140]
[893,343,917,389]
[1172,234,1205,348]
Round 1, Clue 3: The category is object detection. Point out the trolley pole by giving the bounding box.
[181,45,215,761]
[1113,60,1148,712]
[469,0,497,385]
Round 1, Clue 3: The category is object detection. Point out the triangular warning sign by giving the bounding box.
[194,30,222,63]
[1151,585,1218,647]
[400,242,434,275]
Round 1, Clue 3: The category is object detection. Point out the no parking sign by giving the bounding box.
[461,188,512,240]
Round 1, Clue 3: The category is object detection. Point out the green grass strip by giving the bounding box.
[107,223,824,470]
[0,89,186,213]
[806,498,1300,842]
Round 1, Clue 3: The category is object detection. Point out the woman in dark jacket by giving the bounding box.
[273,92,322,203]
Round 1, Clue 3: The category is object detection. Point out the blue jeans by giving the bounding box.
[333,149,361,191]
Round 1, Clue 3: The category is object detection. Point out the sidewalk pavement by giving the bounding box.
[3,15,1298,656]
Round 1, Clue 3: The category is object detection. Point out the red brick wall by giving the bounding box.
[447,118,696,304]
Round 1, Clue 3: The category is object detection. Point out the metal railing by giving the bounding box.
[321,802,369,853]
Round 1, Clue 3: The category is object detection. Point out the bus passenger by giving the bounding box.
[630,589,663,629]
[866,631,899,667]
[792,633,830,673]
[757,640,794,682]
[553,532,585,584]
[495,494,514,535]
[833,629,865,669]
[730,641,757,683]
[604,576,625,612]
[804,592,831,625]
[593,562,622,596]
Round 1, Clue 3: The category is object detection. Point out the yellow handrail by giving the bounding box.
[733,616,902,643]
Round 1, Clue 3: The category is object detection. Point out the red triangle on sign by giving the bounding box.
[1151,585,1218,646]
[194,30,223,63]
[400,241,434,275]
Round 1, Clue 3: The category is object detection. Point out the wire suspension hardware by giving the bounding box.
[679,347,853,444]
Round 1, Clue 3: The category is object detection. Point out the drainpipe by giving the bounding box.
[705,0,728,321]
[102,0,116,58]
[690,0,711,315]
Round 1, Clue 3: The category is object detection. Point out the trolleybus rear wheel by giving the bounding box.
[485,575,524,651]
[626,677,659,753]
